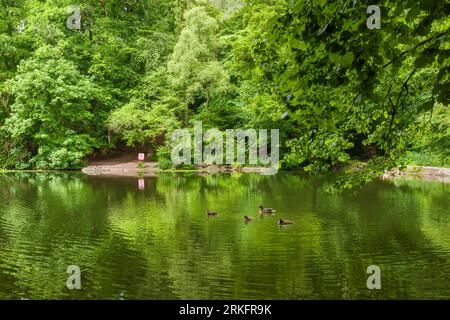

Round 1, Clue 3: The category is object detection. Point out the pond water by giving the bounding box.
[0,172,449,299]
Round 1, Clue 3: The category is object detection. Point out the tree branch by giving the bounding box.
[385,68,417,144]
[383,28,449,68]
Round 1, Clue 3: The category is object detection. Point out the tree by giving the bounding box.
[231,0,449,187]
[107,68,181,150]
[168,5,229,125]
[3,45,109,169]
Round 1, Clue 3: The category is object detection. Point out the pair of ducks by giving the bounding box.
[248,206,294,225]
[208,205,294,226]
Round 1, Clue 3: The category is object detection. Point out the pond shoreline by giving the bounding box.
[2,164,449,183]
[381,166,450,183]
[80,161,450,182]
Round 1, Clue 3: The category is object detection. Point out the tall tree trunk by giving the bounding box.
[1,93,9,115]
[205,93,210,111]
[99,0,108,16]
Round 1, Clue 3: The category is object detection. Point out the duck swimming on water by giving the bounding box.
[207,210,219,216]
[243,215,254,223]
[259,205,276,215]
[278,218,294,225]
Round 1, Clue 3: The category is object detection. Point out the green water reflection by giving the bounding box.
[0,172,449,299]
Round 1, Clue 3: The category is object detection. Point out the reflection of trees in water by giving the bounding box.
[386,179,450,252]
[0,173,150,299]
[317,178,450,298]
[0,173,449,299]
[107,172,325,299]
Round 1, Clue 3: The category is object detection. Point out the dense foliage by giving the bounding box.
[1,0,448,187]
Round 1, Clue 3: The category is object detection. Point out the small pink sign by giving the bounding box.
[138,153,145,161]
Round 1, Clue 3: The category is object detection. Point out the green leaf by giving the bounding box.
[341,52,354,67]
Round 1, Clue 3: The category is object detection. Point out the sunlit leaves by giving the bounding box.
[4,46,107,169]
[168,4,230,121]
[233,0,449,186]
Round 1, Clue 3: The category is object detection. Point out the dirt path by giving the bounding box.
[82,154,159,176]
